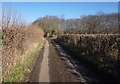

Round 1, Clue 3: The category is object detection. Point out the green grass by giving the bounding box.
[4,41,45,82]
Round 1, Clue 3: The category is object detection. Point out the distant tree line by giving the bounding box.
[33,13,119,36]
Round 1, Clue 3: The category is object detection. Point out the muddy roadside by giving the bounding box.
[48,39,81,82]
[51,38,118,84]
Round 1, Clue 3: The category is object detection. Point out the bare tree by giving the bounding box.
[2,5,26,29]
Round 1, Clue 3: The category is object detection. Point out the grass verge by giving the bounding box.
[3,40,45,82]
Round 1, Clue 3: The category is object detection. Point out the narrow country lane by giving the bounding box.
[30,38,118,84]
[2,2,119,83]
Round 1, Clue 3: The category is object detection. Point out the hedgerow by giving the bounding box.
[57,34,120,81]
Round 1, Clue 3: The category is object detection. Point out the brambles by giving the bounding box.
[57,34,120,80]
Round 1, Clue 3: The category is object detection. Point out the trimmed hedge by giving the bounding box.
[56,34,120,81]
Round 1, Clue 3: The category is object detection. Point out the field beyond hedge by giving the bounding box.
[56,34,120,81]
